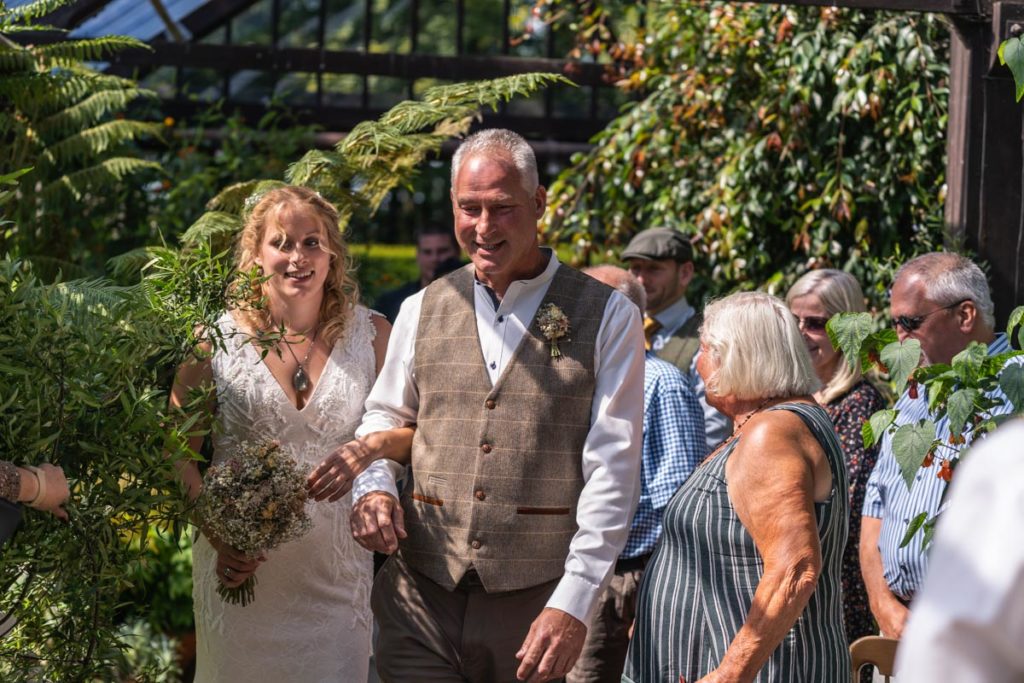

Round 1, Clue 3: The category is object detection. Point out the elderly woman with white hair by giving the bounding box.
[623,292,850,683]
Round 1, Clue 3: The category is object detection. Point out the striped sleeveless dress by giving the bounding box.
[622,402,850,683]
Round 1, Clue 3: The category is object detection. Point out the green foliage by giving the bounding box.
[0,1,163,276]
[352,243,420,304]
[0,259,191,682]
[541,2,946,305]
[830,307,1024,548]
[998,37,1024,102]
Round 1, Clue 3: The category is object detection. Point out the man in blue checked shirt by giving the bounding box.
[569,265,707,683]
[861,252,1017,647]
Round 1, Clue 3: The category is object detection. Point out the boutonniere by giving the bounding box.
[536,303,571,358]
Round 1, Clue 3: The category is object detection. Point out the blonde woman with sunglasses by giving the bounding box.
[787,269,886,646]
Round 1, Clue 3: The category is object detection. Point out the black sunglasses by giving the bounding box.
[894,299,970,333]
[795,316,829,332]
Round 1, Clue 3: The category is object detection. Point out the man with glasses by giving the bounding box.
[860,252,1015,661]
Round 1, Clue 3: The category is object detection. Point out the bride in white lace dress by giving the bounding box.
[171,186,412,682]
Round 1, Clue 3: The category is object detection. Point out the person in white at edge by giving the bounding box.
[349,128,644,683]
[895,418,1024,682]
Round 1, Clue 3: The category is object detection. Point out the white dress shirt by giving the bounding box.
[649,295,731,448]
[353,250,644,625]
[895,420,1024,681]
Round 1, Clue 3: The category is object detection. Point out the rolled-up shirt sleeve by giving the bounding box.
[352,293,423,502]
[546,291,645,625]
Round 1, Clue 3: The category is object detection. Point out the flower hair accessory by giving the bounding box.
[536,303,570,358]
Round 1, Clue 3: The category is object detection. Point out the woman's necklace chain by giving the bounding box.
[704,396,775,462]
[280,325,319,393]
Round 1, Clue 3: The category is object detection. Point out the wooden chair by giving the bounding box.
[850,635,899,682]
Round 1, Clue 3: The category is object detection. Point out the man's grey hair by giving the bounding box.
[894,252,995,328]
[451,129,538,195]
[583,264,646,312]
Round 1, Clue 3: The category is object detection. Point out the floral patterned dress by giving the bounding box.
[824,380,887,643]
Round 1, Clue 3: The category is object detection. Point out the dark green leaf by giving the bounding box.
[862,408,896,448]
[881,339,922,396]
[892,420,935,490]
[946,388,978,436]
[999,37,1024,102]
[898,511,927,548]
[999,362,1024,411]
[1007,306,1024,349]
[826,312,874,370]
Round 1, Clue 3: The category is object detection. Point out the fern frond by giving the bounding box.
[36,88,157,139]
[43,120,163,166]
[0,43,34,73]
[181,211,244,246]
[206,179,287,214]
[2,0,74,24]
[0,22,65,33]
[107,246,176,280]
[0,71,138,118]
[422,73,572,110]
[285,150,357,188]
[35,37,151,65]
[41,157,162,202]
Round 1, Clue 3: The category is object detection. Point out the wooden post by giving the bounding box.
[946,3,1024,323]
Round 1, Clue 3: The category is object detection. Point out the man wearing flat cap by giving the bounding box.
[622,227,730,449]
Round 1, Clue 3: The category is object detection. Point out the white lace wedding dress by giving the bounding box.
[192,308,377,683]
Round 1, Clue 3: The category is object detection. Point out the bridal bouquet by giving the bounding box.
[197,441,313,606]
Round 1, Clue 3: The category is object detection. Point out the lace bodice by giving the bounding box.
[192,307,377,683]
[210,308,377,464]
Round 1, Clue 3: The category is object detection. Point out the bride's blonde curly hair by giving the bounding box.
[231,186,360,347]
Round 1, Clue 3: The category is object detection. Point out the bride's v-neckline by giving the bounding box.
[228,313,335,413]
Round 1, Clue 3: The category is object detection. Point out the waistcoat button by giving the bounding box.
[481,443,493,453]
[471,540,482,550]
[475,490,486,501]
[485,399,496,409]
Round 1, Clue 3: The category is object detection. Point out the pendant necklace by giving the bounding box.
[282,325,319,393]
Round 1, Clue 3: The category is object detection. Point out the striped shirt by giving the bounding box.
[863,333,1015,600]
[621,353,707,559]
[624,402,850,682]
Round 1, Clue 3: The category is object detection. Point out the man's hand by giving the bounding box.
[871,594,910,639]
[515,607,587,682]
[350,491,406,553]
[307,439,373,502]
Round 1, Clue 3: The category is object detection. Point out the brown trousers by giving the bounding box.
[372,551,561,683]
[565,567,643,683]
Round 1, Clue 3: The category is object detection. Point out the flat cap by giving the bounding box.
[620,228,693,263]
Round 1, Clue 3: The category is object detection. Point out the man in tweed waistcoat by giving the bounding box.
[349,129,644,682]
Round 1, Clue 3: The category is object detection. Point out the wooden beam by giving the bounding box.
[740,0,985,14]
[91,41,610,87]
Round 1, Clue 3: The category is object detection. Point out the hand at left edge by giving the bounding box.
[306,439,373,502]
[515,607,587,682]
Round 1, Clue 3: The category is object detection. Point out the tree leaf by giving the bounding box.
[999,37,1024,102]
[892,420,935,490]
[946,387,978,437]
[862,408,896,448]
[881,339,922,396]
[999,362,1024,411]
[899,511,928,548]
[826,312,874,370]
[1007,305,1024,349]
[951,341,988,383]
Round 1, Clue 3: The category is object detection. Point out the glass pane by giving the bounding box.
[462,0,504,56]
[324,0,365,51]
[552,82,588,118]
[199,26,227,45]
[368,75,407,109]
[416,0,456,56]
[275,72,318,106]
[179,68,223,102]
[232,0,272,46]
[280,0,321,48]
[596,87,631,120]
[504,90,544,117]
[371,0,412,54]
[140,66,177,99]
[508,1,545,58]
[230,70,276,104]
[322,73,363,108]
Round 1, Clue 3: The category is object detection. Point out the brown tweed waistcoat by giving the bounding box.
[400,262,614,593]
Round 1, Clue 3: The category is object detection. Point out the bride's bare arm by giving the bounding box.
[168,344,214,503]
[307,427,414,502]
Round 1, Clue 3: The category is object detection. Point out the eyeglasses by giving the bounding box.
[893,299,970,333]
[795,316,829,332]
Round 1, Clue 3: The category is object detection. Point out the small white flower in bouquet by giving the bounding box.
[196,441,312,605]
